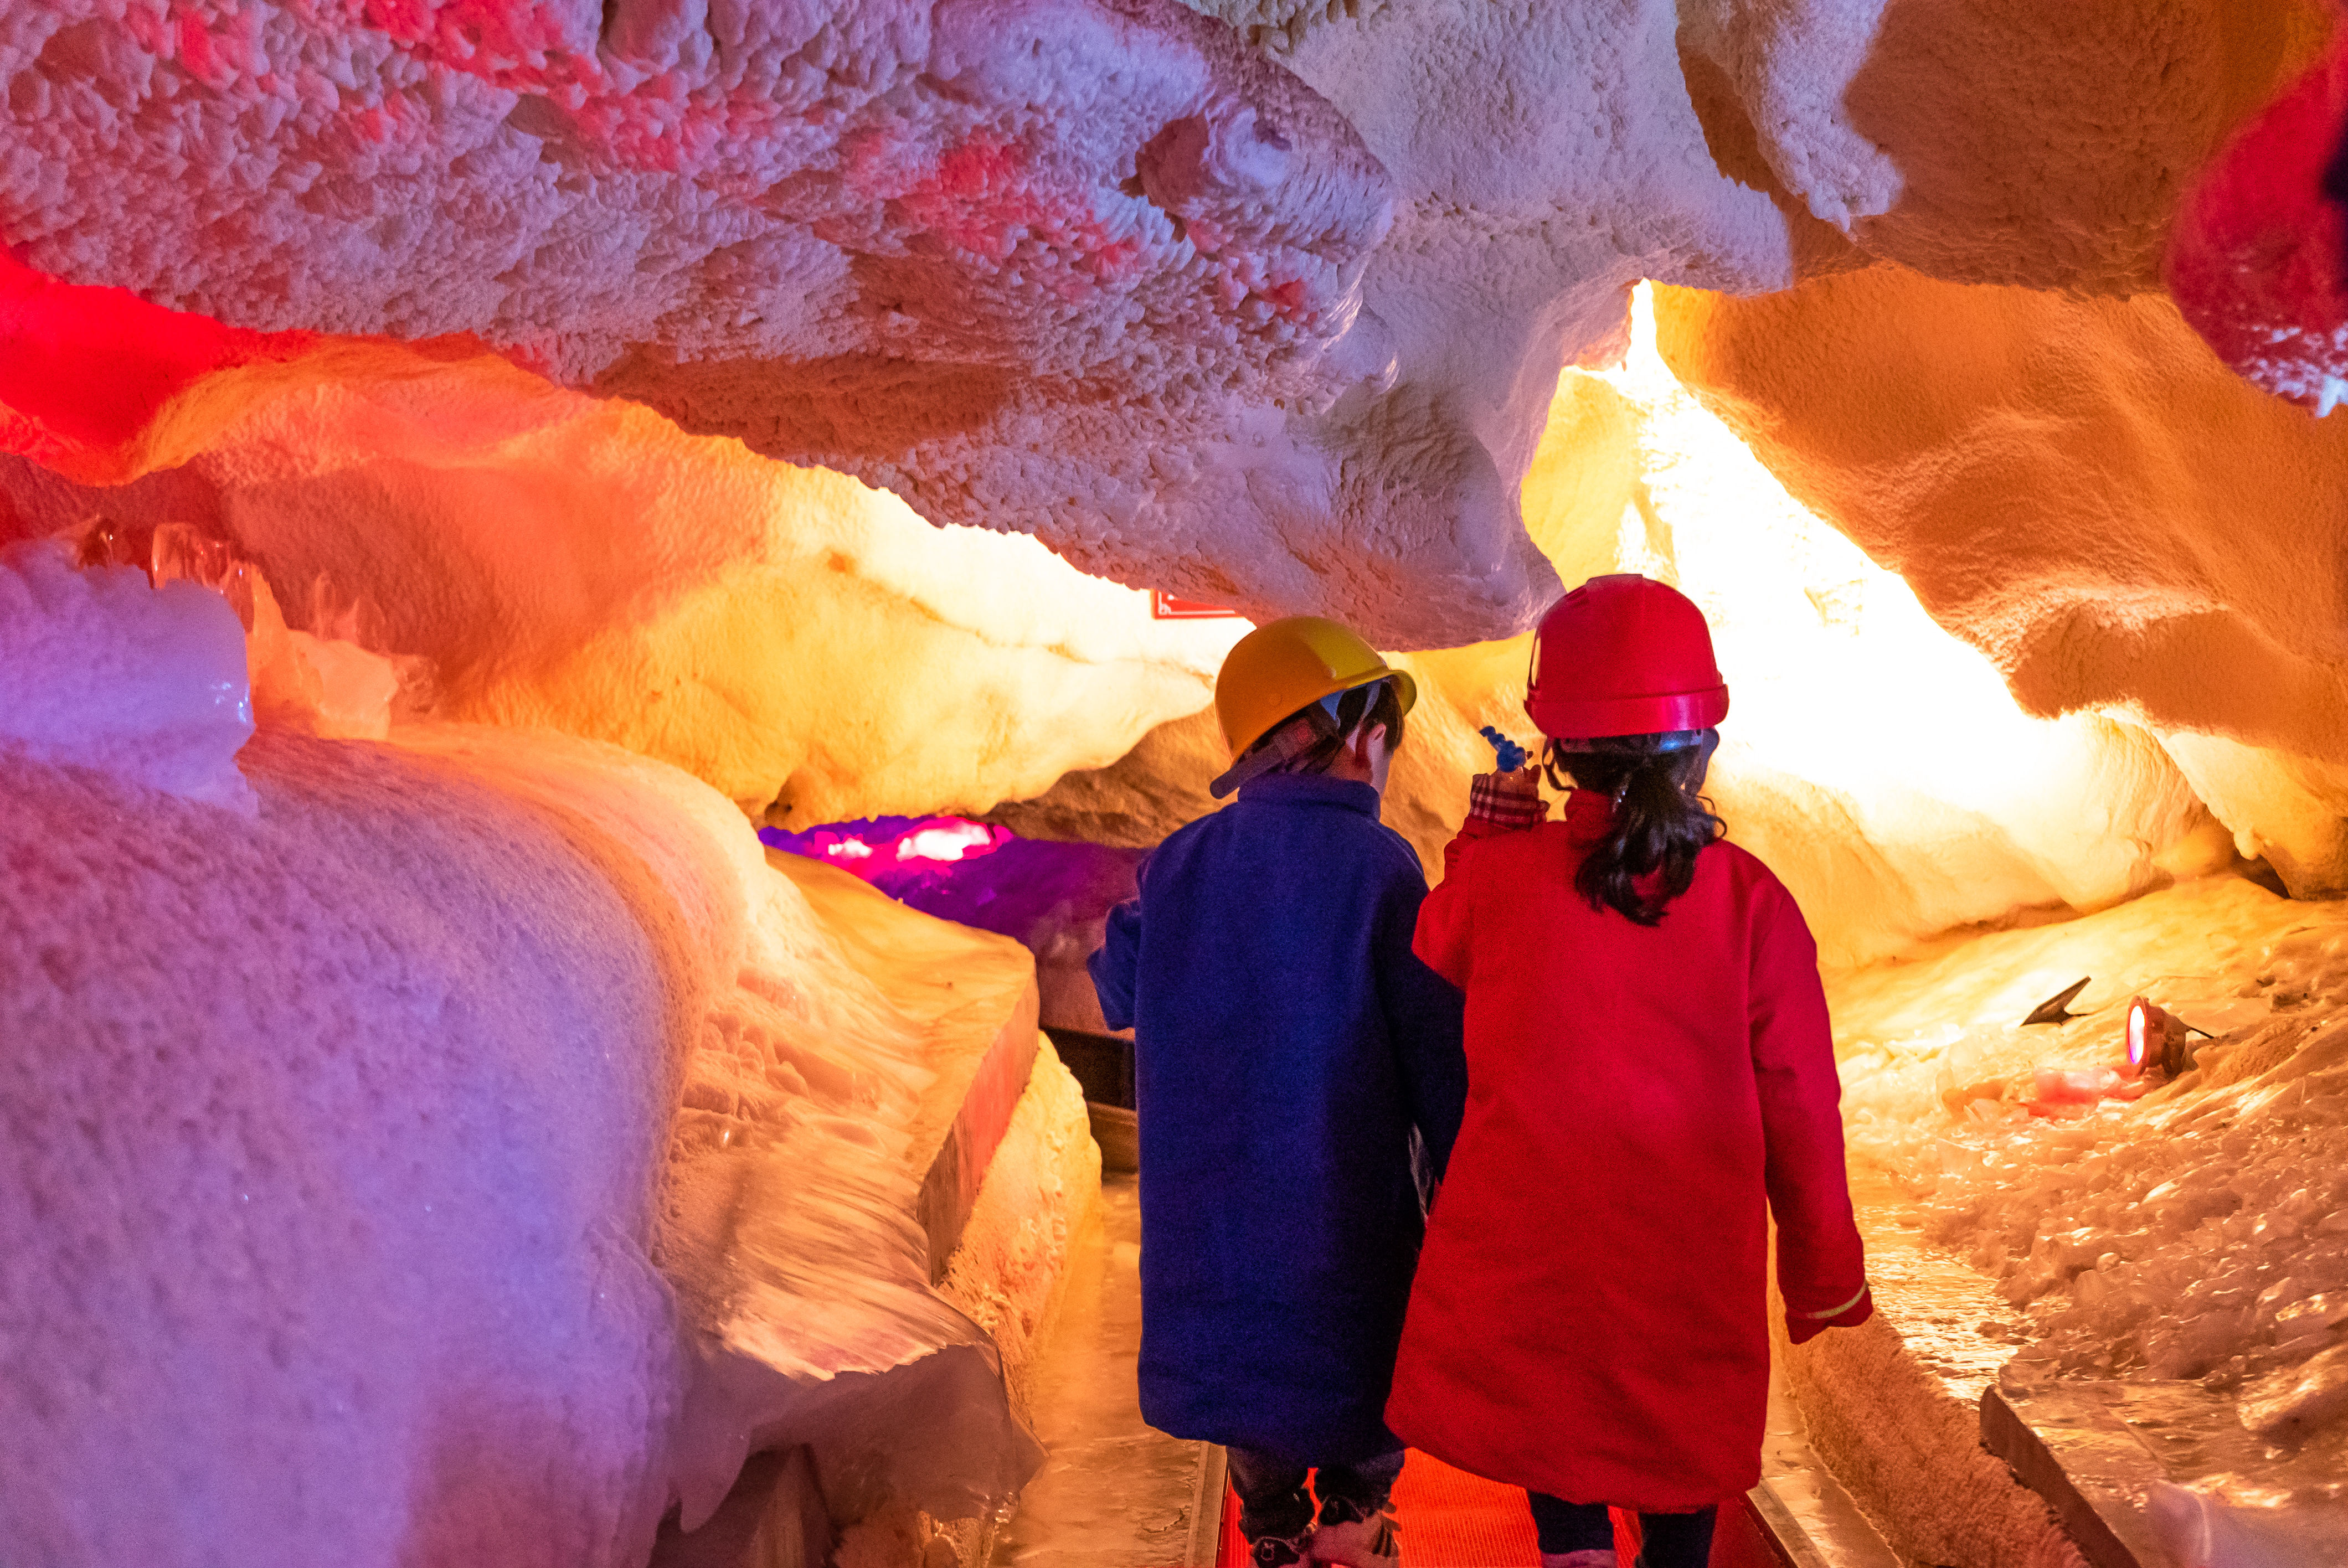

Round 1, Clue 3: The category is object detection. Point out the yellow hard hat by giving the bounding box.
[1213,616,1418,757]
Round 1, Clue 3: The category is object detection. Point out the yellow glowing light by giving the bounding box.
[1533,287,2190,943]
[1593,287,2060,800]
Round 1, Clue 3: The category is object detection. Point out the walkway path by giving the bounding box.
[1001,1170,1892,1568]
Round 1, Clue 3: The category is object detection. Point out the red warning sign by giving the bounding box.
[1151,590,1242,620]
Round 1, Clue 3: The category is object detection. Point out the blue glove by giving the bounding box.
[1479,725,1529,773]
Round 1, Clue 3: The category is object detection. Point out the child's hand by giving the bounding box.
[1478,725,1531,774]
[1466,757,1547,831]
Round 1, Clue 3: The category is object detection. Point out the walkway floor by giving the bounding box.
[996,1170,1893,1568]
[996,1173,1212,1568]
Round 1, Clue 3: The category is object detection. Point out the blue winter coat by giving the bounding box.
[1088,772,1468,1465]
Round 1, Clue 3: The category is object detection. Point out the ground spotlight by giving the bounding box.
[2124,996,2206,1079]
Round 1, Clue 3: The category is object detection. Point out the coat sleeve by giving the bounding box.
[1377,850,1468,1180]
[1090,894,1143,1034]
[1413,833,1485,991]
[1415,813,1523,985]
[1748,879,1871,1339]
[1435,811,1523,880]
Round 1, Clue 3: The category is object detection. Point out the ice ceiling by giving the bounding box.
[10,3,2348,1562]
[2,1,2344,868]
[0,0,2334,620]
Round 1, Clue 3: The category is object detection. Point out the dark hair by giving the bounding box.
[1544,730,1724,926]
[1258,677,1408,777]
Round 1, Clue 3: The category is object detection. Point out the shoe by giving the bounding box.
[1248,1531,1314,1567]
[1536,1553,1615,1568]
[1307,1495,1400,1568]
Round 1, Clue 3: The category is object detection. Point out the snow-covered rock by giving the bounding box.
[1822,877,2348,1558]
[0,368,1254,824]
[0,540,254,809]
[0,559,1065,1565]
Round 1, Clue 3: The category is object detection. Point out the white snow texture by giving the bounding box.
[0,540,254,808]
[0,559,1039,1567]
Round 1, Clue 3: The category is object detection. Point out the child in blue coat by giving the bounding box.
[1090,617,1468,1568]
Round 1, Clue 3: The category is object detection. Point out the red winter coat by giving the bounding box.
[1384,791,1866,1511]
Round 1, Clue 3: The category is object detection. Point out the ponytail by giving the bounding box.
[1542,730,1724,926]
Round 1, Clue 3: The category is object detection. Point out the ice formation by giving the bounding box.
[0,0,1500,638]
[10,3,2348,1564]
[3,724,692,1568]
[1003,290,2227,968]
[0,556,1087,1565]
[1656,261,2348,895]
[0,365,1255,821]
[1825,877,2348,1558]
[3,2,2321,642]
[0,539,254,808]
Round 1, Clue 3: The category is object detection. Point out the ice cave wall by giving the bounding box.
[5,0,2324,647]
[0,261,2276,970]
[0,290,2233,971]
[0,545,1061,1566]
[0,0,1506,640]
[0,346,1254,824]
[1657,267,2348,898]
[5,721,681,1568]
[3,0,2343,932]
[11,4,2348,1564]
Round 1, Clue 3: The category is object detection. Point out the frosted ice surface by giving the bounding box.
[2,715,1041,1565]
[1,729,686,1568]
[0,541,254,808]
[2150,1467,2348,1568]
[1829,876,2348,1550]
[283,630,399,736]
[390,729,1044,1534]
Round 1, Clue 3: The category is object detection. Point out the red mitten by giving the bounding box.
[1466,768,1548,831]
[1788,1286,1873,1346]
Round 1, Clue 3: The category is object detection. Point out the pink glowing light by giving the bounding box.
[2167,34,2348,412]
[2026,1065,2149,1118]
[898,821,1002,864]
[0,250,317,478]
[761,816,1010,886]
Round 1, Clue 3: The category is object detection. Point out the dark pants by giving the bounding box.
[1527,1493,1717,1567]
[1226,1447,1406,1542]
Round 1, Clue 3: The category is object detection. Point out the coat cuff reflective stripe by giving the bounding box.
[1793,1285,1870,1319]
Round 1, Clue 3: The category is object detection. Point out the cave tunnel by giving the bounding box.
[6,3,2348,1566]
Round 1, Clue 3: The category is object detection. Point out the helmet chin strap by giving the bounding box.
[1551,726,1710,754]
[1208,703,1341,799]
[1207,680,1391,800]
[1549,728,1722,807]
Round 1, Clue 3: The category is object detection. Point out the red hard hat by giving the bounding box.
[1526,574,1729,740]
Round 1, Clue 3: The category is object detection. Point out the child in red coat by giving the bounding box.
[1383,576,1871,1568]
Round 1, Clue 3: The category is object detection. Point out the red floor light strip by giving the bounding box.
[1208,1453,1646,1567]
[1207,1450,1799,1567]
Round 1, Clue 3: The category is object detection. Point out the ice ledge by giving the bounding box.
[1985,1371,2348,1568]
